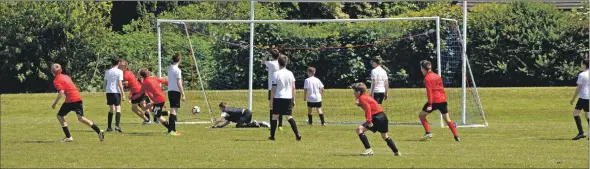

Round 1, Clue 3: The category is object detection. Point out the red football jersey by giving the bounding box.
[357,94,383,124]
[136,76,168,104]
[123,70,142,95]
[423,71,447,106]
[53,74,82,103]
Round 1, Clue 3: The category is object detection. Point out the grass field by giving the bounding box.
[1,87,588,168]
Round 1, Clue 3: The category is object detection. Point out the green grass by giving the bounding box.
[1,87,588,168]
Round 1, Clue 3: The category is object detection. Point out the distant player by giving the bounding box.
[303,67,326,126]
[418,60,460,142]
[50,64,105,142]
[167,53,185,136]
[269,55,302,141]
[569,57,589,140]
[265,48,283,130]
[210,102,270,128]
[104,58,125,132]
[351,82,400,156]
[119,61,151,125]
[134,68,179,136]
[370,57,389,104]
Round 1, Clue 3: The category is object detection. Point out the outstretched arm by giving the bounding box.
[51,90,64,109]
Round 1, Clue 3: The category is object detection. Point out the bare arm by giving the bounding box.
[570,85,582,105]
[178,79,185,101]
[118,80,125,101]
[303,89,307,102]
[292,82,296,106]
[370,79,376,97]
[270,86,276,109]
[320,88,324,95]
[384,80,389,100]
[51,90,64,109]
[104,81,107,92]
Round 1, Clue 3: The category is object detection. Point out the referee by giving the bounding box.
[269,55,302,141]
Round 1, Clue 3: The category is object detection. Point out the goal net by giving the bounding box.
[156,17,488,127]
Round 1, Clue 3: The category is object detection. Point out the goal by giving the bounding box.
[156,17,488,127]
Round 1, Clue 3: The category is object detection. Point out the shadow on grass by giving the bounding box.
[69,130,96,133]
[24,140,53,144]
[233,138,267,142]
[125,132,161,137]
[332,154,362,157]
[539,138,574,141]
[400,138,429,142]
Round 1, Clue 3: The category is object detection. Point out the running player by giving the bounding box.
[418,60,460,142]
[134,68,180,136]
[50,63,105,142]
[119,61,151,125]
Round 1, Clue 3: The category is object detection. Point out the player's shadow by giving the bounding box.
[332,154,363,157]
[232,138,266,142]
[125,132,160,137]
[400,138,430,142]
[69,130,96,133]
[23,140,53,144]
[539,138,573,141]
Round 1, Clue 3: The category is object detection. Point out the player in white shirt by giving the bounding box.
[303,67,326,126]
[264,48,283,130]
[370,57,389,104]
[166,53,186,136]
[104,58,125,132]
[269,55,301,141]
[569,57,589,140]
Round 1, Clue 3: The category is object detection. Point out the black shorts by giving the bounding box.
[131,93,150,104]
[152,102,165,117]
[58,101,84,117]
[422,102,449,114]
[362,112,388,133]
[238,110,253,124]
[575,99,589,112]
[272,98,293,116]
[373,93,385,104]
[106,93,121,106]
[307,102,322,108]
[168,91,181,108]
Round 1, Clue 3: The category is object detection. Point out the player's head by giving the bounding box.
[111,58,121,67]
[278,55,289,68]
[371,56,382,68]
[51,63,62,75]
[119,61,128,71]
[268,48,280,60]
[420,60,432,75]
[172,53,182,64]
[218,102,228,111]
[139,68,150,79]
[307,67,316,77]
[583,53,589,69]
[351,82,367,98]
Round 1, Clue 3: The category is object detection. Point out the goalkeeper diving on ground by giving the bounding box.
[209,102,270,128]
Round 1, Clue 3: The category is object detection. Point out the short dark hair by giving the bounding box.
[351,82,367,94]
[111,58,121,66]
[218,102,228,108]
[371,56,382,65]
[583,58,589,68]
[139,68,150,78]
[307,67,316,74]
[172,53,182,63]
[420,60,432,70]
[278,55,289,67]
[268,48,280,60]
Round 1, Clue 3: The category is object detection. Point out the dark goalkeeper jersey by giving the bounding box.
[222,107,246,122]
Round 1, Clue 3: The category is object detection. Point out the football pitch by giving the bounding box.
[1,87,588,168]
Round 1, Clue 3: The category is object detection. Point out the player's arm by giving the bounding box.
[370,79,376,97]
[303,89,307,102]
[384,80,389,100]
[270,86,276,108]
[291,81,296,107]
[118,72,125,101]
[424,79,434,110]
[177,78,185,102]
[157,78,169,86]
[303,80,308,102]
[570,84,582,105]
[51,90,64,109]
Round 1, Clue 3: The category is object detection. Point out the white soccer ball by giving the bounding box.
[192,106,201,115]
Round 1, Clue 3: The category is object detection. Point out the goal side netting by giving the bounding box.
[156,17,488,127]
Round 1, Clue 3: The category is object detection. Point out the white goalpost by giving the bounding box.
[156,16,488,127]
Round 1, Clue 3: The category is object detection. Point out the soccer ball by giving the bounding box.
[192,106,201,115]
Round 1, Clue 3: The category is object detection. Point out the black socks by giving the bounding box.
[358,133,371,149]
[270,119,277,138]
[168,114,177,132]
[308,114,313,124]
[575,116,584,134]
[288,118,300,137]
[62,126,71,138]
[385,137,399,153]
[319,114,325,124]
[107,112,113,128]
[90,124,101,134]
[115,112,121,127]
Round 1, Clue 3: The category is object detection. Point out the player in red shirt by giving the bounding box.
[119,61,151,125]
[50,64,105,142]
[351,82,400,156]
[418,60,460,142]
[135,68,181,136]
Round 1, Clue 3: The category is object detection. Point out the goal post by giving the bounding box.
[156,16,488,127]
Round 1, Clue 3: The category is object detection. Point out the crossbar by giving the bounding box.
[157,17,440,24]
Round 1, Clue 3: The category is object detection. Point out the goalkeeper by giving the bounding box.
[210,102,270,128]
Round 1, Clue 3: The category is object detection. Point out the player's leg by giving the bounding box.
[356,125,372,156]
[153,103,170,131]
[317,102,325,126]
[439,103,459,142]
[236,111,259,128]
[72,102,104,141]
[132,103,150,124]
[572,105,586,140]
[380,133,400,156]
[57,104,73,142]
[114,94,122,132]
[285,100,301,141]
[167,91,180,135]
[376,113,400,156]
[419,102,433,139]
[307,106,313,125]
[106,93,115,132]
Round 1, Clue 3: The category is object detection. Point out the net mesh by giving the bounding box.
[157,19,487,127]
